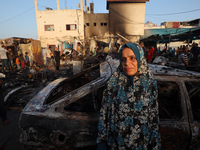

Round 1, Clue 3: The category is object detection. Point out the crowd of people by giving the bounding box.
[45,43,119,72]
[0,45,31,125]
[0,45,30,72]
[139,41,200,70]
[45,41,200,73]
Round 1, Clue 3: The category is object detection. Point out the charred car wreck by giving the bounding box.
[19,57,119,149]
[19,60,200,149]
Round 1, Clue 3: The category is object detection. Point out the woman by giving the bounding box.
[97,43,160,150]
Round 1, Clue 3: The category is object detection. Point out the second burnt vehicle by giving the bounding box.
[19,59,200,150]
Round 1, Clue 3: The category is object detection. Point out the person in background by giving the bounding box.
[7,48,14,71]
[103,45,109,57]
[19,54,25,69]
[46,47,53,69]
[178,46,188,70]
[93,47,97,56]
[147,46,153,63]
[179,45,183,51]
[191,43,199,59]
[152,46,157,62]
[186,45,193,60]
[97,43,160,150]
[25,52,30,68]
[171,48,176,58]
[160,46,167,56]
[54,47,60,71]
[157,47,161,54]
[0,45,8,72]
[154,47,159,58]
[139,41,147,58]
[16,55,21,70]
[85,48,90,57]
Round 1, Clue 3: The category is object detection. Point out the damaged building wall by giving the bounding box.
[108,1,148,42]
[34,0,149,46]
[84,13,109,39]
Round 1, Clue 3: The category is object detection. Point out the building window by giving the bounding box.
[101,23,107,26]
[94,23,96,26]
[86,23,89,26]
[44,25,54,31]
[66,24,77,30]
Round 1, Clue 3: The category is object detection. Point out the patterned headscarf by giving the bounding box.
[97,43,160,150]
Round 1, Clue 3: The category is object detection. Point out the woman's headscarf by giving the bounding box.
[97,43,160,150]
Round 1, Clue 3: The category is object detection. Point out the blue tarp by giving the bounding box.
[144,27,200,38]
[63,42,71,49]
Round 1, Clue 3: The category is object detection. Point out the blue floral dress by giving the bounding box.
[97,43,161,150]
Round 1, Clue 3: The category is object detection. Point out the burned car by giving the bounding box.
[19,61,200,149]
[19,57,119,149]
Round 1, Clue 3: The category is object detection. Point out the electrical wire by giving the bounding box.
[38,4,57,10]
[147,8,200,16]
[0,6,35,24]
[110,8,145,25]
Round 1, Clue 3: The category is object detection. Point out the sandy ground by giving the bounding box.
[0,109,24,150]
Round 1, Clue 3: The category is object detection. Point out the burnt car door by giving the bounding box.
[156,76,191,150]
[19,63,112,149]
[183,78,200,149]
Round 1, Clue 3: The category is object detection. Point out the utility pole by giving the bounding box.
[57,0,60,10]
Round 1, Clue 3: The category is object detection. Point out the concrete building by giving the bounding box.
[84,12,109,39]
[34,0,149,48]
[34,0,85,48]
[107,0,149,42]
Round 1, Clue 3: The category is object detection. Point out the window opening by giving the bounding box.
[66,24,77,30]
[185,82,200,121]
[44,25,54,31]
[157,81,182,120]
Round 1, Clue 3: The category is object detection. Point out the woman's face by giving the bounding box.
[121,47,138,76]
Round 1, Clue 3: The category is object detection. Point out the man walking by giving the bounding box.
[7,48,14,71]
[54,47,60,71]
[0,46,8,72]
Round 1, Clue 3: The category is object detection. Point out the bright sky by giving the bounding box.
[0,0,200,39]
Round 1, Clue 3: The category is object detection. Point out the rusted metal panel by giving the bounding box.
[160,124,191,149]
[0,37,43,66]
[31,39,43,65]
